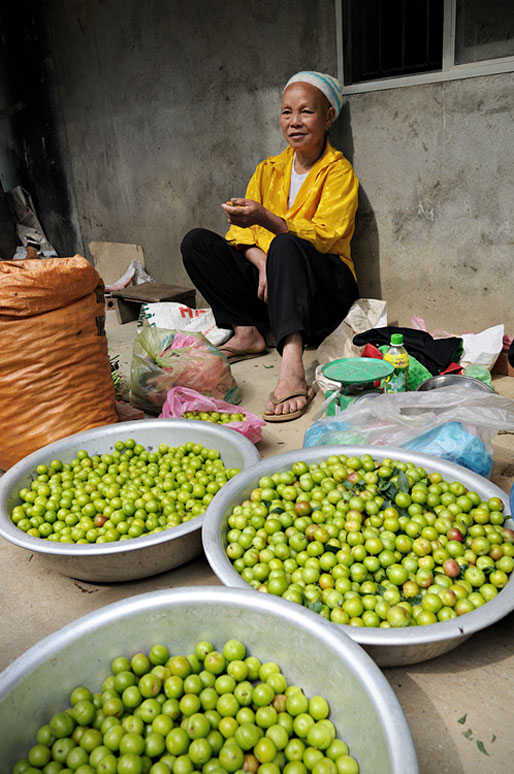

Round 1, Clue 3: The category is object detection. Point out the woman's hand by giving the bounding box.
[222,198,288,235]
[243,246,268,302]
[222,198,266,227]
[257,262,268,302]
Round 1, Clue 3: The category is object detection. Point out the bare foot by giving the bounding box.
[263,332,311,418]
[264,376,310,417]
[220,325,267,357]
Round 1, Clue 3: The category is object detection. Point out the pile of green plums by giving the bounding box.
[223,454,514,627]
[13,638,359,774]
[10,440,240,544]
[183,411,246,424]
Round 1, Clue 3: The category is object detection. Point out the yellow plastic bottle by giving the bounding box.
[383,333,409,392]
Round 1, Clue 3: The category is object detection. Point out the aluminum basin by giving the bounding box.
[202,444,513,666]
[416,374,494,392]
[0,419,260,582]
[0,586,418,773]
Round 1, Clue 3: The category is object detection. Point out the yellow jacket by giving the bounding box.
[226,140,359,278]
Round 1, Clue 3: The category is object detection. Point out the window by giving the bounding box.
[343,0,444,84]
[337,0,514,93]
[455,1,514,64]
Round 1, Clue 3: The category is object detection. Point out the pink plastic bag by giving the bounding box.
[410,315,473,339]
[130,328,240,413]
[159,386,266,444]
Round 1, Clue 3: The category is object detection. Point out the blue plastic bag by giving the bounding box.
[304,419,366,447]
[304,387,514,478]
[304,417,492,476]
[402,422,492,478]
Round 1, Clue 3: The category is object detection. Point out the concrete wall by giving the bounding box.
[45,0,337,288]
[341,74,514,332]
[12,0,513,335]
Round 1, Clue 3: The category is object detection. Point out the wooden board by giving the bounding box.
[110,284,197,324]
[111,282,194,303]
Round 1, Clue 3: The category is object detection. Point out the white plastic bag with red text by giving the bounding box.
[140,302,231,347]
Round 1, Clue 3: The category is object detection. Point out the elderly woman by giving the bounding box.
[181,71,359,421]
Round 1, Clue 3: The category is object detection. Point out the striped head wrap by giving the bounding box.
[284,71,343,118]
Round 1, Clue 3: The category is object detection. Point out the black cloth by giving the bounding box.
[181,228,359,354]
[508,340,514,368]
[353,326,463,375]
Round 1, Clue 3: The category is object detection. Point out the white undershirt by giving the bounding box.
[288,156,309,208]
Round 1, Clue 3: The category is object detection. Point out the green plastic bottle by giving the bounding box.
[382,333,409,392]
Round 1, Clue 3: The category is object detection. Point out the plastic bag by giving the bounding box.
[104,259,154,292]
[377,346,432,391]
[304,386,514,477]
[462,364,493,386]
[403,422,492,478]
[130,327,240,413]
[140,301,231,347]
[315,299,387,395]
[460,324,504,370]
[410,316,504,371]
[159,386,266,444]
[316,298,387,365]
[6,186,58,256]
[410,315,455,339]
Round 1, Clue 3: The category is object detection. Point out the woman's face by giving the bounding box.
[280,83,335,157]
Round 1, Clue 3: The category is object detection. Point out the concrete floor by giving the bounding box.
[2,308,514,774]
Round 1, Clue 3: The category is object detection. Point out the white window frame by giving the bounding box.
[336,0,514,94]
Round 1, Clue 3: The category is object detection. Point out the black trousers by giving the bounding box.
[181,228,359,354]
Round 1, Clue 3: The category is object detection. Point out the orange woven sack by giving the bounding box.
[0,255,117,469]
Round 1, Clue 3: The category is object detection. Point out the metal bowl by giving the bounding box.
[0,419,260,582]
[202,444,513,667]
[0,586,418,773]
[416,374,494,392]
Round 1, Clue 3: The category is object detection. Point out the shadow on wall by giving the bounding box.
[332,102,381,301]
[0,3,84,257]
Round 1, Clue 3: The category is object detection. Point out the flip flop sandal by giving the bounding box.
[221,346,268,364]
[263,385,315,422]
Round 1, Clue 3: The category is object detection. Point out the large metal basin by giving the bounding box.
[202,445,513,667]
[416,374,494,393]
[0,586,418,773]
[0,419,260,582]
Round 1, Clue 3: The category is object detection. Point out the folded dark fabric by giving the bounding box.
[353,326,463,375]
